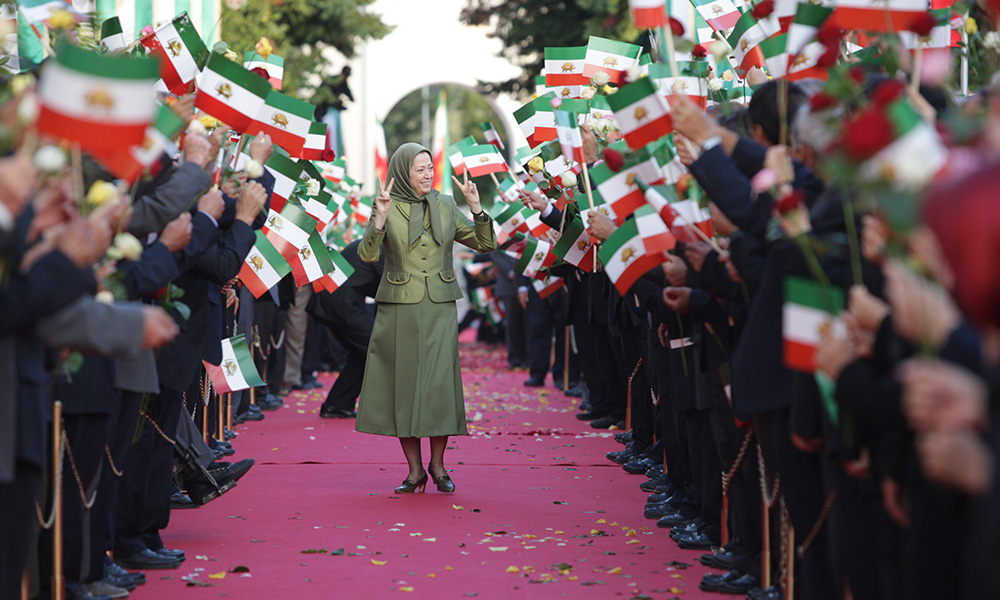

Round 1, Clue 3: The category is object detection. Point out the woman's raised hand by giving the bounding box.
[451,170,481,213]
[374,177,394,228]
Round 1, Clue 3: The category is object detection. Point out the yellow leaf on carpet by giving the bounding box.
[371,559,387,565]
[399,586,414,592]
[489,546,508,552]
[506,566,520,573]
[208,572,226,579]
[607,566,622,575]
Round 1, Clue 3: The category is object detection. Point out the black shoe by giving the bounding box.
[657,509,697,528]
[235,410,264,423]
[701,550,739,570]
[152,546,186,562]
[699,569,742,592]
[319,406,357,419]
[564,383,585,397]
[623,456,658,475]
[523,377,545,387]
[640,474,668,492]
[208,458,255,488]
[675,529,719,550]
[670,517,704,538]
[105,557,145,585]
[644,503,676,520]
[100,573,136,592]
[258,394,283,411]
[115,549,179,570]
[576,410,605,421]
[590,416,617,429]
[169,491,195,509]
[747,585,782,600]
[247,403,262,413]
[645,464,664,478]
[293,377,323,391]
[615,420,626,429]
[606,446,636,464]
[717,573,760,594]
[614,430,633,445]
[224,428,237,440]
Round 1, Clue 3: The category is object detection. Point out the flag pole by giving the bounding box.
[52,401,64,600]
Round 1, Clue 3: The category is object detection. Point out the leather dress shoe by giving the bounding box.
[747,585,782,600]
[83,579,129,599]
[718,573,760,594]
[105,558,144,585]
[640,475,669,493]
[563,383,585,397]
[576,410,605,421]
[577,402,591,413]
[258,394,283,411]
[320,406,357,419]
[211,447,225,460]
[69,582,111,600]
[699,569,742,592]
[152,546,185,562]
[590,416,618,429]
[643,502,675,520]
[657,509,698,528]
[614,430,633,445]
[235,410,264,423]
[675,529,719,550]
[623,456,659,474]
[224,427,237,440]
[606,446,636,464]
[169,491,195,509]
[701,549,738,570]
[645,464,664,478]
[115,549,179,570]
[669,517,704,538]
[208,458,254,487]
[523,377,545,387]
[103,572,136,591]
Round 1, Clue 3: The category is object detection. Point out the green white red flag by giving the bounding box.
[90,103,186,183]
[783,277,845,372]
[375,117,388,188]
[856,95,948,188]
[447,135,476,176]
[786,3,834,58]
[244,51,283,90]
[606,77,673,149]
[544,46,588,99]
[648,62,709,109]
[323,156,347,184]
[498,177,521,202]
[490,202,530,236]
[829,0,931,32]
[196,54,272,133]
[240,230,292,298]
[37,38,159,152]
[351,195,373,224]
[629,0,669,28]
[302,189,337,226]
[760,34,829,81]
[473,287,505,325]
[583,36,642,85]
[252,90,315,156]
[99,17,127,54]
[481,121,505,151]
[589,145,668,218]
[462,144,508,177]
[140,13,209,95]
[514,236,557,278]
[203,335,265,394]
[313,248,355,293]
[295,232,334,286]
[262,202,317,281]
[690,0,743,31]
[553,110,586,165]
[552,215,597,271]
[432,90,450,194]
[533,274,566,299]
[19,0,85,28]
[633,204,677,255]
[598,216,665,295]
[514,94,551,148]
[301,122,334,162]
[726,10,781,76]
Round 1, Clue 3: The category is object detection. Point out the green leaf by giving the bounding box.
[301,548,327,554]
[230,565,250,573]
[65,351,84,374]
[330,548,345,556]
[170,286,185,299]
[172,301,191,321]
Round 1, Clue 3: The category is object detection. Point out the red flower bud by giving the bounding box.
[848,66,866,86]
[871,79,906,108]
[809,92,838,111]
[250,67,270,81]
[816,24,844,48]
[816,46,840,68]
[775,189,805,215]
[321,149,336,162]
[751,0,775,20]
[908,12,938,37]
[841,108,894,161]
[603,147,625,172]
[669,17,685,37]
[691,44,708,58]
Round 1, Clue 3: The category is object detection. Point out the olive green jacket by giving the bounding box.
[359,194,496,304]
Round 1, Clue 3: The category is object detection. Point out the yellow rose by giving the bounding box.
[603,85,617,95]
[48,10,76,30]
[255,37,273,60]
[527,156,545,175]
[198,115,220,130]
[224,49,239,62]
[86,181,118,208]
[966,17,978,36]
[113,233,143,261]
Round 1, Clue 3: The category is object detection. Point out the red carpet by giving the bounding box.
[137,334,734,599]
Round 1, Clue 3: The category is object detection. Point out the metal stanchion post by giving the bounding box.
[52,401,64,600]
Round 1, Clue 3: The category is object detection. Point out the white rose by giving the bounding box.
[244,159,264,179]
[34,146,66,172]
[581,86,596,100]
[113,233,143,261]
[585,118,600,132]
[624,65,642,83]
[305,177,321,196]
[95,290,115,305]
[186,119,207,136]
[985,31,1000,51]
[710,40,731,61]
[560,171,578,188]
[592,71,611,86]
[708,78,724,93]
[16,91,38,125]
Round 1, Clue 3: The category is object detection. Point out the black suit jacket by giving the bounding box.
[308,239,384,328]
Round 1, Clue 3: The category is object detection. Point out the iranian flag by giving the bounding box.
[583,36,642,85]
[481,121,505,151]
[606,77,673,149]
[629,0,669,28]
[252,90,314,156]
[589,146,668,219]
[659,184,714,243]
[535,75,551,98]
[195,54,272,133]
[498,177,521,202]
[857,96,948,188]
[533,275,566,299]
[301,122,333,161]
[587,94,614,121]
[554,110,586,165]
[323,156,347,183]
[262,149,302,213]
[36,39,159,152]
[140,13,209,96]
[203,335,265,394]
[514,94,551,148]
[90,103,186,183]
[636,179,682,225]
[544,46,588,99]
[447,135,476,176]
[351,195,373,224]
[473,287,505,324]
[759,34,829,81]
[787,3,834,58]
[375,117,388,188]
[783,277,845,372]
[462,144,508,177]
[294,232,334,286]
[261,202,317,280]
[432,90,450,194]
[302,189,336,226]
[829,0,930,32]
[727,10,781,76]
[240,230,292,298]
[898,8,952,54]
[491,202,530,236]
[514,236,557,277]
[552,215,597,271]
[650,71,709,109]
[19,0,85,27]
[633,204,677,255]
[598,216,666,295]
[691,0,743,31]
[313,248,355,293]
[99,17,126,54]
[523,209,554,238]
[244,51,284,89]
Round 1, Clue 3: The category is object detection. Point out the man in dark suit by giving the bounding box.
[488,249,528,369]
[308,239,384,418]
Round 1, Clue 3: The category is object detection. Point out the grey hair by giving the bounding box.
[790,104,839,154]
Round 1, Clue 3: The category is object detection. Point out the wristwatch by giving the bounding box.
[699,135,722,153]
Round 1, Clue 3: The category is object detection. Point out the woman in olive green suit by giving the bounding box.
[355,143,496,493]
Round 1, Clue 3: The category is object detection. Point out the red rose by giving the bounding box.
[809,92,838,111]
[871,79,906,108]
[691,44,708,58]
[848,66,866,86]
[751,0,775,20]
[321,149,336,162]
[668,17,685,37]
[603,147,625,172]
[775,189,805,215]
[816,24,844,48]
[251,67,270,81]
[908,12,938,37]
[841,108,894,160]
[816,46,840,68]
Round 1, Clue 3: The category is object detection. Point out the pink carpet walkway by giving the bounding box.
[136,334,736,599]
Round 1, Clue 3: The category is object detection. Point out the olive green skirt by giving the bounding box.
[355,294,467,438]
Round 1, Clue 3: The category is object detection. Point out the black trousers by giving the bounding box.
[526,291,568,384]
[320,303,375,412]
[0,461,43,600]
[684,407,723,540]
[115,385,184,557]
[100,390,142,565]
[646,335,687,485]
[499,294,527,367]
[574,321,609,413]
[621,327,654,451]
[591,325,626,420]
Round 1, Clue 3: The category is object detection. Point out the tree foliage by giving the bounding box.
[220,0,391,96]
[460,0,646,97]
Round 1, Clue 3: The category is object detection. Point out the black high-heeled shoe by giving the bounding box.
[395,473,428,494]
[428,468,455,493]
